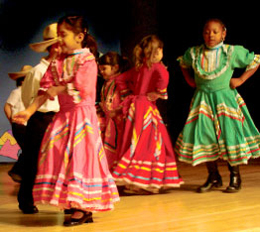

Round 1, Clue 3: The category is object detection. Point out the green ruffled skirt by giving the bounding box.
[175,88,260,166]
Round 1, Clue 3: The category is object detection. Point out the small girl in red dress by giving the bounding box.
[98,52,130,171]
[112,35,183,194]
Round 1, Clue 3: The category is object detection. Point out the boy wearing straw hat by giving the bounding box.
[4,65,33,183]
[17,23,60,214]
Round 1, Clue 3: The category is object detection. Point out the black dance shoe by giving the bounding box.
[224,164,242,193]
[64,208,75,214]
[224,174,241,193]
[19,204,39,214]
[197,174,223,193]
[63,211,93,227]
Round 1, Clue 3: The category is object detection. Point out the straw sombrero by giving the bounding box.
[29,23,59,53]
[8,65,33,80]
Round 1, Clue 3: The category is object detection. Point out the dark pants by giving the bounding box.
[18,111,55,208]
[10,123,26,175]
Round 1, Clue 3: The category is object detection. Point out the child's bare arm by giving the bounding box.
[180,67,196,88]
[12,94,48,125]
[230,65,259,89]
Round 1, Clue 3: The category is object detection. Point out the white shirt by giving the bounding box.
[22,58,60,113]
[6,86,25,116]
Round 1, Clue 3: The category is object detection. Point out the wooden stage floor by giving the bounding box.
[0,162,260,232]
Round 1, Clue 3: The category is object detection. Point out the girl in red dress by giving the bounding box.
[112,35,183,194]
[98,52,130,171]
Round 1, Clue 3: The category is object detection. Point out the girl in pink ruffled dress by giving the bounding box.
[13,15,119,227]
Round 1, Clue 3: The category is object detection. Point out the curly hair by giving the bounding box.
[133,35,164,70]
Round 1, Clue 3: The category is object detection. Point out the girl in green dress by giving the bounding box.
[175,18,260,193]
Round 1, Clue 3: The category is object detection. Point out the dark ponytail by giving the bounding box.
[83,33,98,58]
[58,15,98,58]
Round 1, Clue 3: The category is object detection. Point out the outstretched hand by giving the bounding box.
[12,110,32,125]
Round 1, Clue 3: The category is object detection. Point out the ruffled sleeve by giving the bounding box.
[70,52,97,101]
[177,47,193,68]
[73,59,97,99]
[38,63,57,96]
[232,46,260,70]
[246,54,260,71]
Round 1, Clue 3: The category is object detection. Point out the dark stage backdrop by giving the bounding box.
[1,0,260,162]
[155,2,260,143]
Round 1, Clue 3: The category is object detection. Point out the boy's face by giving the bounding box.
[203,21,226,48]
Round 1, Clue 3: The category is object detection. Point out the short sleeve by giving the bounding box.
[232,46,255,69]
[6,89,19,106]
[177,47,193,68]
[22,67,45,107]
[38,64,56,95]
[72,58,98,100]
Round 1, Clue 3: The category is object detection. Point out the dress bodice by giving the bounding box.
[179,44,259,93]
[39,48,97,110]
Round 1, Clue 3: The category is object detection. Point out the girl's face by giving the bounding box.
[99,64,119,80]
[203,21,226,48]
[151,47,163,63]
[58,22,84,54]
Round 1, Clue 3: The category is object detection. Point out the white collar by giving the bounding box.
[205,42,223,50]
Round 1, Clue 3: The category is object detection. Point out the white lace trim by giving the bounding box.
[190,44,234,80]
